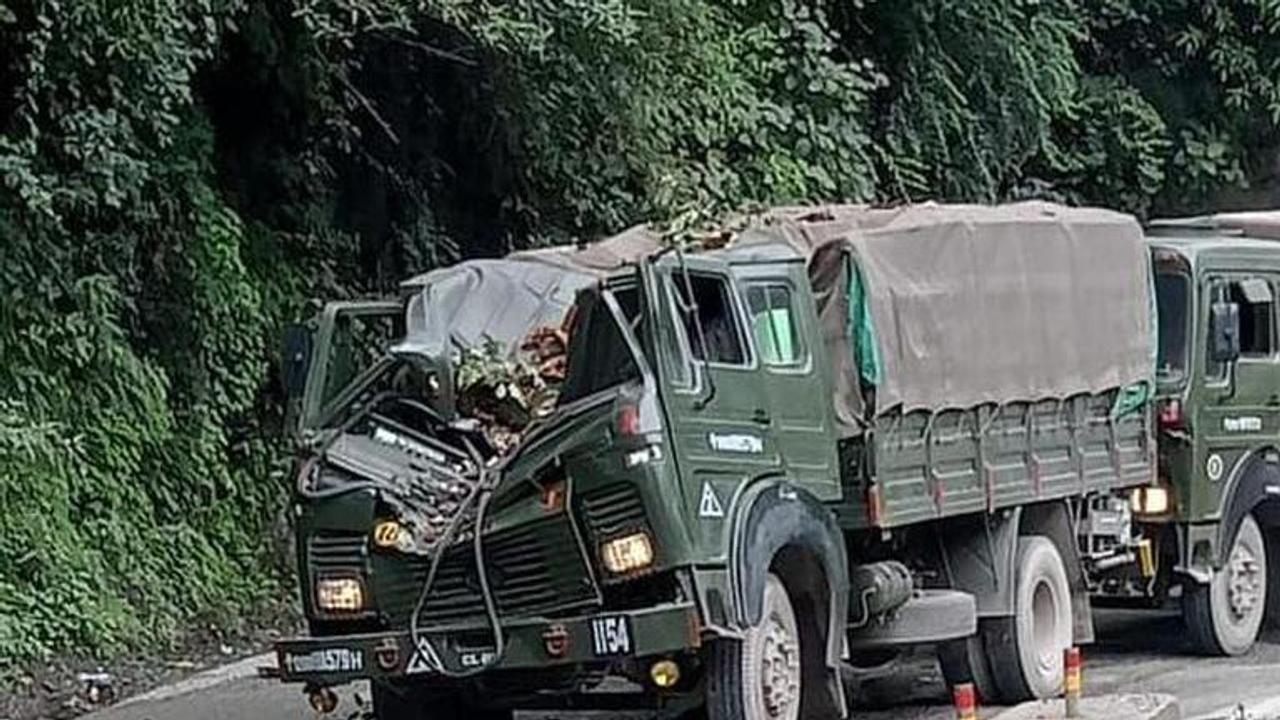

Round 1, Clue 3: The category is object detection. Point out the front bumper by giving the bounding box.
[275,601,701,686]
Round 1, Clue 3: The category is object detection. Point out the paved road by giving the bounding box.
[85,608,1280,720]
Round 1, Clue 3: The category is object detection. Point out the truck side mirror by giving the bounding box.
[1209,301,1241,364]
[281,323,314,398]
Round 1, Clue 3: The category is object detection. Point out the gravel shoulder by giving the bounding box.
[1,600,300,720]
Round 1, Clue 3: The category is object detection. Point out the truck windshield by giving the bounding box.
[1155,270,1191,384]
[559,285,644,405]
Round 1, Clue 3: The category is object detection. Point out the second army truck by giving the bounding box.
[277,203,1165,719]
[1121,210,1280,656]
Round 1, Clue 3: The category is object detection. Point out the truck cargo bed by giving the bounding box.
[836,388,1153,530]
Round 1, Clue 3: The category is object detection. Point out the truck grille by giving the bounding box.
[308,533,367,573]
[578,483,647,544]
[374,516,599,627]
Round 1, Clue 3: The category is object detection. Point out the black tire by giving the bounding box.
[936,630,999,704]
[1183,514,1268,656]
[372,683,513,720]
[985,536,1073,703]
[706,573,805,720]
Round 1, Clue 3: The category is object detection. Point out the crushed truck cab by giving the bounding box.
[277,203,1168,719]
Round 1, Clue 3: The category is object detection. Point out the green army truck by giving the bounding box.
[1106,210,1280,657]
[274,203,1162,719]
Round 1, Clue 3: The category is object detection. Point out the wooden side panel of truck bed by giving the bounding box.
[834,389,1153,530]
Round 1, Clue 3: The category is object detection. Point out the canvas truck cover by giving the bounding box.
[387,202,1151,439]
[746,202,1154,434]
[392,225,661,360]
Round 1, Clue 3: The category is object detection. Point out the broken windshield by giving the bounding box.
[559,285,645,405]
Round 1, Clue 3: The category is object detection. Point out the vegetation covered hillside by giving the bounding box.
[2,0,1278,663]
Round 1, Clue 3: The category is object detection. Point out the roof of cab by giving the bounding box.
[1148,211,1280,264]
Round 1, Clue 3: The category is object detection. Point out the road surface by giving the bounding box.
[85,608,1280,720]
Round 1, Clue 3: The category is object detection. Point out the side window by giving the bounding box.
[1207,276,1275,382]
[1206,279,1228,381]
[1232,277,1274,357]
[670,273,748,366]
[745,283,804,367]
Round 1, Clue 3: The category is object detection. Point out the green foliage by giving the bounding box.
[1039,77,1172,214]
[857,0,1086,202]
[5,0,1280,665]
[1077,0,1280,209]
[0,0,281,662]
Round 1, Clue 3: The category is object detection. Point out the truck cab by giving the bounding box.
[1140,215,1280,655]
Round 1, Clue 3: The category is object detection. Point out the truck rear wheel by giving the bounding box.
[986,535,1073,702]
[1184,513,1268,656]
[706,573,803,720]
[372,683,513,720]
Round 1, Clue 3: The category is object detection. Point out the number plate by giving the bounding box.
[590,615,634,657]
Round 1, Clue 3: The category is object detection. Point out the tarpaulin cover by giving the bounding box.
[392,226,661,359]
[389,202,1153,440]
[749,202,1154,433]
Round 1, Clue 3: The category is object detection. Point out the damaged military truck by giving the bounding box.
[275,203,1160,719]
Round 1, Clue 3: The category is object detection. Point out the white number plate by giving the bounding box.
[590,616,634,657]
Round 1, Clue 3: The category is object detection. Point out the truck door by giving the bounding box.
[1199,274,1280,514]
[298,300,404,433]
[733,264,840,500]
[642,256,778,541]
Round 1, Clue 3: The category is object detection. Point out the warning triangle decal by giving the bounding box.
[405,637,443,675]
[699,482,725,518]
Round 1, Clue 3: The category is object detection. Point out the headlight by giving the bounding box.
[316,576,366,612]
[1131,486,1171,515]
[373,519,406,549]
[601,532,655,575]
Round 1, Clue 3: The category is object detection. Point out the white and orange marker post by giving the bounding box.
[1064,646,1083,718]
[952,682,977,720]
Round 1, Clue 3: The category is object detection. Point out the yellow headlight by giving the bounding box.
[601,532,655,575]
[1131,486,1171,515]
[316,577,365,612]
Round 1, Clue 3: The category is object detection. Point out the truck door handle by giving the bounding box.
[752,409,771,425]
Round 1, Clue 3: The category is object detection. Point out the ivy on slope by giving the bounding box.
[0,0,284,663]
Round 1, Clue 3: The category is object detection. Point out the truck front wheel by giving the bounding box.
[372,683,513,720]
[1184,513,1268,656]
[706,573,803,720]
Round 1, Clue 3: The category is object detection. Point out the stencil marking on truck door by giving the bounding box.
[708,432,764,454]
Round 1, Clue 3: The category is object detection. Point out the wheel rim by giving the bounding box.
[760,608,801,719]
[1226,533,1263,622]
[1031,580,1058,675]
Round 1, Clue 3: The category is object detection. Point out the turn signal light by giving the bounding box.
[373,520,405,549]
[316,577,365,612]
[601,532,655,574]
[650,659,681,689]
[617,403,642,437]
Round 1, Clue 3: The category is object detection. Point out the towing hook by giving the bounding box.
[306,684,339,715]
